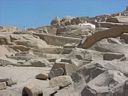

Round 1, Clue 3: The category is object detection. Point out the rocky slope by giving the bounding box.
[0,7,128,96]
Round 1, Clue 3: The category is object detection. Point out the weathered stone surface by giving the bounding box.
[106,17,119,23]
[14,35,48,49]
[106,16,128,23]
[81,86,97,96]
[0,36,9,45]
[71,72,82,83]
[0,8,128,96]
[49,76,73,88]
[97,22,128,28]
[0,78,9,82]
[43,86,59,96]
[22,79,49,96]
[6,78,17,86]
[120,33,128,44]
[50,58,77,76]
[107,38,122,44]
[87,70,127,95]
[100,61,128,75]
[70,59,88,68]
[51,17,61,26]
[35,73,48,80]
[62,47,73,54]
[117,15,128,23]
[54,85,76,96]
[63,43,77,48]
[124,80,128,95]
[9,45,30,51]
[7,52,35,61]
[33,47,63,54]
[94,43,128,54]
[0,90,21,96]
[103,52,125,60]
[56,25,76,34]
[27,26,56,34]
[0,58,14,66]
[68,48,92,61]
[78,25,128,49]
[0,82,6,90]
[77,62,105,82]
[28,58,50,67]
[49,68,64,79]
[34,33,81,46]
[13,31,29,34]
[57,25,94,38]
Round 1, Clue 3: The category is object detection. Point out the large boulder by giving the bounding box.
[49,58,77,79]
[49,76,73,88]
[68,48,92,62]
[35,73,48,80]
[56,23,95,38]
[14,34,48,49]
[22,79,49,96]
[101,61,128,75]
[48,68,64,79]
[103,52,125,61]
[94,43,128,54]
[34,33,81,46]
[57,28,93,38]
[86,70,127,95]
[77,62,105,82]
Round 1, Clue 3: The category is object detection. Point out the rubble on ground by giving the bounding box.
[0,7,128,96]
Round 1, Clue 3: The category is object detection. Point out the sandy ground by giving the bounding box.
[0,67,50,96]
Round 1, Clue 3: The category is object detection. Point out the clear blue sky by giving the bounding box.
[0,0,127,28]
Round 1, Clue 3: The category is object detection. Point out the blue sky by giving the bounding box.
[0,0,127,28]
